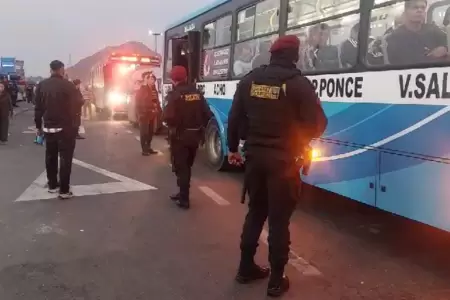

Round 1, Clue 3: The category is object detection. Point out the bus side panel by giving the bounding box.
[378,154,450,232]
[303,140,377,207]
[205,96,233,154]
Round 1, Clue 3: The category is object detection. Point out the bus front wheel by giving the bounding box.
[205,120,229,171]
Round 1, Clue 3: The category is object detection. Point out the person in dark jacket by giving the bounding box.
[0,81,13,144]
[227,35,327,297]
[136,72,161,155]
[26,84,34,104]
[163,66,213,209]
[34,60,82,200]
[72,79,85,140]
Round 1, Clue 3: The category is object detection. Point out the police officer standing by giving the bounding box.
[72,79,86,140]
[163,66,212,209]
[227,35,327,297]
[34,60,82,199]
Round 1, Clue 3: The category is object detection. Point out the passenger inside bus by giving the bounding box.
[382,0,448,65]
[233,43,254,76]
[340,23,359,68]
[251,39,272,69]
[297,23,340,71]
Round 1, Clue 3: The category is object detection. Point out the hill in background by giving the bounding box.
[66,41,160,83]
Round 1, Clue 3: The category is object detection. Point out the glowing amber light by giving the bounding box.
[311,148,321,160]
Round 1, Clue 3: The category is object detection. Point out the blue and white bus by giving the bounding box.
[163,0,450,233]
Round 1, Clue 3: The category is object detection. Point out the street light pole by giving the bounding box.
[148,30,161,53]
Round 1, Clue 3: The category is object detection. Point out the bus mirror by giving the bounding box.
[187,30,201,84]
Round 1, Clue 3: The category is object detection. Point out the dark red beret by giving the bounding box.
[170,65,187,82]
[269,35,300,53]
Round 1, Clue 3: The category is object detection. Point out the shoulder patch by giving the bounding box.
[250,82,280,100]
[184,93,201,102]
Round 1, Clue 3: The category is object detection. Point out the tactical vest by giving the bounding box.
[175,85,205,130]
[243,65,303,155]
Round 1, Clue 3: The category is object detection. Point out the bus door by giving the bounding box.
[171,31,201,84]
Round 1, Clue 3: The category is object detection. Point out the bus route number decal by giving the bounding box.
[197,83,205,95]
[214,83,226,96]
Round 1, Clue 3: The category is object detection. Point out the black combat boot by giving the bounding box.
[170,193,180,201]
[235,262,270,284]
[267,271,290,297]
[175,199,190,209]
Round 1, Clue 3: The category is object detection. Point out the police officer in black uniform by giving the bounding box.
[227,35,327,297]
[163,66,213,209]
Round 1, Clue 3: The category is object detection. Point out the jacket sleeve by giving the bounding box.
[135,87,144,115]
[162,91,179,128]
[288,76,327,140]
[227,79,248,153]
[34,83,44,130]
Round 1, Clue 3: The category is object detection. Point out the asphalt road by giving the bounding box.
[0,104,449,300]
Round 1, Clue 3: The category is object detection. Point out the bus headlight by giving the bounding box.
[107,91,127,105]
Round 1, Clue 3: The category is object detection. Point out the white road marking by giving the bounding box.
[198,186,230,206]
[260,230,322,276]
[135,136,140,141]
[126,130,133,134]
[78,126,85,134]
[23,126,37,134]
[15,159,157,201]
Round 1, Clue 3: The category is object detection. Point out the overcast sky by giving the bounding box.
[0,0,214,76]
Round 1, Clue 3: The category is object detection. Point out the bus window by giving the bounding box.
[203,14,232,49]
[368,0,446,67]
[201,14,232,81]
[232,34,278,77]
[236,0,280,41]
[254,0,280,36]
[287,13,360,72]
[203,22,216,49]
[215,15,232,46]
[287,0,359,27]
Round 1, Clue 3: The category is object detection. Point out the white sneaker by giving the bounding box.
[48,188,58,193]
[58,191,74,200]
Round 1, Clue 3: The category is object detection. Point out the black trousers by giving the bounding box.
[239,152,299,274]
[45,129,77,193]
[139,117,154,153]
[0,106,9,142]
[171,130,200,202]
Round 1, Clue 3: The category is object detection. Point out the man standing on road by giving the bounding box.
[227,35,327,297]
[34,60,82,200]
[81,86,94,120]
[0,81,13,145]
[136,72,161,156]
[163,66,212,209]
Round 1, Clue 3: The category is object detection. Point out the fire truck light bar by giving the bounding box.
[109,55,160,65]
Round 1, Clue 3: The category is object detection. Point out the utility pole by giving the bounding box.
[149,31,161,54]
[68,54,72,67]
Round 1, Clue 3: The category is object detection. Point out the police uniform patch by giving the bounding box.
[184,93,201,101]
[250,83,280,100]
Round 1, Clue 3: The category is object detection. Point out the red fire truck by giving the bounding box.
[89,53,161,118]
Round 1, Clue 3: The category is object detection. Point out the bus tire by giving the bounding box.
[204,119,230,171]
